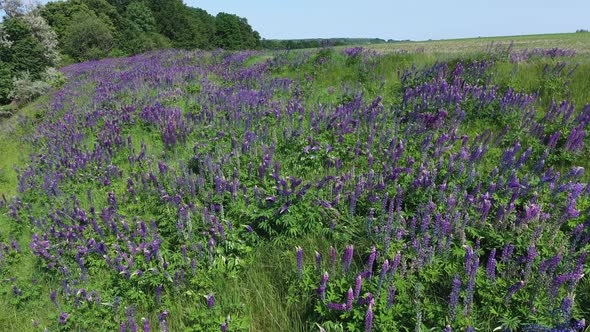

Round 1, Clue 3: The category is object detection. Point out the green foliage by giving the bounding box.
[125,1,156,33]
[0,62,13,104]
[62,11,114,61]
[9,71,51,105]
[0,15,56,103]
[38,0,261,64]
[215,13,261,50]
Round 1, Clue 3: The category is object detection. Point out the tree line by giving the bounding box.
[0,0,261,105]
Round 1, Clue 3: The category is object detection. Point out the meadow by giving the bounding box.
[0,34,589,331]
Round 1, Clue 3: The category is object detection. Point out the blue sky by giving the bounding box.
[185,0,589,40]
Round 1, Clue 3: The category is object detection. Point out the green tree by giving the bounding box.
[125,1,155,33]
[214,12,260,50]
[187,7,216,49]
[0,17,49,78]
[0,61,14,104]
[214,12,242,50]
[40,0,92,41]
[62,11,114,61]
[147,0,200,49]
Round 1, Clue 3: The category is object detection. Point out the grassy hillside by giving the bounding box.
[367,32,590,54]
[0,37,589,332]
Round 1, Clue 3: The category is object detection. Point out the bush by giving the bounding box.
[42,67,65,89]
[9,71,51,105]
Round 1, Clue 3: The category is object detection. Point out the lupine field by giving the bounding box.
[0,43,590,331]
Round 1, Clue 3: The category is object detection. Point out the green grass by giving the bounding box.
[366,32,590,55]
[0,98,47,196]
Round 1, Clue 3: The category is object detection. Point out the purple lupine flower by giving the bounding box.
[561,296,574,320]
[342,245,354,273]
[539,254,562,276]
[120,322,127,332]
[317,272,329,301]
[449,274,461,321]
[552,272,584,296]
[158,311,169,332]
[12,285,22,296]
[486,249,496,282]
[296,246,304,276]
[500,244,515,263]
[142,318,150,332]
[156,284,162,304]
[464,246,475,276]
[575,251,587,275]
[505,280,525,302]
[390,253,402,277]
[59,312,70,325]
[387,284,396,309]
[206,294,215,308]
[571,319,586,331]
[114,296,121,312]
[50,290,58,307]
[523,203,540,223]
[354,275,363,298]
[221,322,228,332]
[524,245,538,280]
[315,251,322,273]
[330,246,337,271]
[327,302,347,311]
[365,298,375,332]
[367,246,376,276]
[346,287,354,311]
[126,306,138,332]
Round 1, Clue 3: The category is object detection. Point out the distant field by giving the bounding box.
[366,32,590,54]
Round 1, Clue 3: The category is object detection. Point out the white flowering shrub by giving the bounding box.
[9,71,50,105]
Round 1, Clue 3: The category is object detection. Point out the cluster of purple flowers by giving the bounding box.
[510,48,577,62]
[0,44,588,331]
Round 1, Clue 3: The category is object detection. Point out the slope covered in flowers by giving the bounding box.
[0,47,589,331]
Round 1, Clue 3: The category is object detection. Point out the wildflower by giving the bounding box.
[59,312,70,325]
[50,290,58,307]
[327,302,347,311]
[317,272,329,301]
[330,246,337,271]
[342,245,354,273]
[367,246,376,276]
[449,274,461,321]
[315,251,322,273]
[296,246,304,276]
[486,249,496,282]
[505,280,525,302]
[346,287,354,311]
[158,311,169,332]
[142,318,150,332]
[387,284,396,309]
[206,294,215,308]
[354,275,363,298]
[365,298,375,332]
